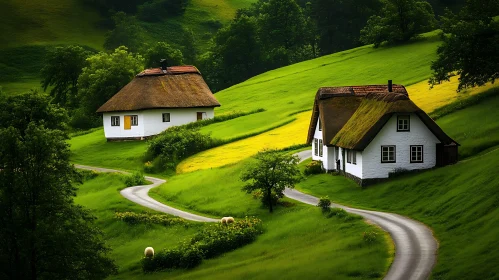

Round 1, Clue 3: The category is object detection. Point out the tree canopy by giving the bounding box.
[144,42,184,68]
[104,12,145,53]
[430,0,499,90]
[360,0,437,47]
[241,150,301,213]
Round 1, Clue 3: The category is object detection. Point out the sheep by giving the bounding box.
[144,247,154,258]
[220,217,228,224]
[226,217,235,224]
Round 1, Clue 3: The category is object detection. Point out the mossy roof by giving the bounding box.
[307,85,457,150]
[96,66,220,113]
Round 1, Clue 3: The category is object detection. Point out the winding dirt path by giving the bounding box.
[76,152,438,279]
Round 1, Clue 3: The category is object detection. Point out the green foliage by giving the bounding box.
[123,171,147,187]
[360,0,437,47]
[143,42,184,68]
[115,212,185,226]
[429,0,499,91]
[138,0,189,21]
[241,149,301,212]
[77,46,144,117]
[145,126,220,170]
[40,45,93,108]
[304,160,324,176]
[141,218,263,272]
[317,196,331,213]
[104,12,146,52]
[363,231,379,244]
[0,97,116,279]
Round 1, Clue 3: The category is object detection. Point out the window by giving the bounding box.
[162,113,170,122]
[381,146,396,163]
[346,150,351,163]
[318,118,322,131]
[111,116,120,126]
[352,151,357,165]
[397,115,410,131]
[130,115,138,126]
[319,139,323,157]
[410,145,423,163]
[314,139,318,156]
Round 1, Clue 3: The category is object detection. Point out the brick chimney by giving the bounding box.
[388,80,393,92]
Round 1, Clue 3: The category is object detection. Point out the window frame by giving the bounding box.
[130,115,138,126]
[410,145,424,163]
[111,116,120,127]
[162,113,171,123]
[319,139,323,157]
[352,150,357,165]
[346,149,351,163]
[314,139,318,156]
[397,115,410,132]
[318,118,322,131]
[381,145,396,163]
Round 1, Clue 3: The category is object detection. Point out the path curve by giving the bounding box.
[286,150,437,280]
[75,164,217,222]
[76,151,438,279]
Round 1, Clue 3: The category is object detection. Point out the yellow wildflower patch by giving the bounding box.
[177,111,312,173]
[407,75,497,113]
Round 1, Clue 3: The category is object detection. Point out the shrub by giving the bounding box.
[317,196,331,213]
[304,160,324,176]
[115,212,185,226]
[363,231,379,244]
[143,161,155,173]
[124,171,147,187]
[142,218,263,272]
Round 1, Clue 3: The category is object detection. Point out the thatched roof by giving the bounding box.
[96,66,220,113]
[307,85,457,150]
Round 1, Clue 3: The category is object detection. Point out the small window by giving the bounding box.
[314,139,319,156]
[318,118,322,131]
[352,151,357,165]
[130,115,138,126]
[162,113,170,122]
[381,146,396,163]
[410,145,423,163]
[319,139,323,157]
[111,116,120,126]
[346,150,351,163]
[397,115,410,131]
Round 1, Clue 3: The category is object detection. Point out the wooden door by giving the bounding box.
[197,112,204,121]
[124,115,131,130]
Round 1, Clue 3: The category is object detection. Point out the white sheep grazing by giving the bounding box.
[220,217,228,224]
[226,217,235,224]
[144,247,154,258]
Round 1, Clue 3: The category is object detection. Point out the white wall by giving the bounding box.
[362,113,440,179]
[311,114,323,162]
[103,108,215,139]
[344,150,363,178]
[103,112,144,138]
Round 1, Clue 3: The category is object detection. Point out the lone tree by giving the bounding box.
[360,0,437,47]
[241,150,301,213]
[429,0,499,91]
[0,91,117,279]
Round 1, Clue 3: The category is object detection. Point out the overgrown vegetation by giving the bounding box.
[141,218,263,272]
[304,160,324,176]
[123,171,148,187]
[115,212,186,226]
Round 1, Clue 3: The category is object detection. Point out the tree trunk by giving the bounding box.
[267,188,273,213]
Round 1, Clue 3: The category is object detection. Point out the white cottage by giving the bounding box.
[97,65,221,140]
[307,82,459,186]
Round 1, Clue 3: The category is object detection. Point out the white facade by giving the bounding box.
[103,107,215,139]
[311,113,441,180]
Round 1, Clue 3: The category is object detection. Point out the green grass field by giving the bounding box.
[77,172,392,280]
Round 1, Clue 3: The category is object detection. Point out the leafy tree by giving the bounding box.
[311,0,381,54]
[144,42,184,68]
[429,0,499,91]
[77,46,144,115]
[360,0,437,47]
[0,92,117,279]
[181,28,198,64]
[104,12,145,52]
[40,45,92,108]
[241,150,301,213]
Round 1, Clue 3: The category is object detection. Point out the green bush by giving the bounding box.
[363,230,379,244]
[115,212,185,226]
[145,127,221,171]
[317,196,331,213]
[304,160,324,176]
[142,218,263,272]
[325,208,361,222]
[124,171,147,187]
